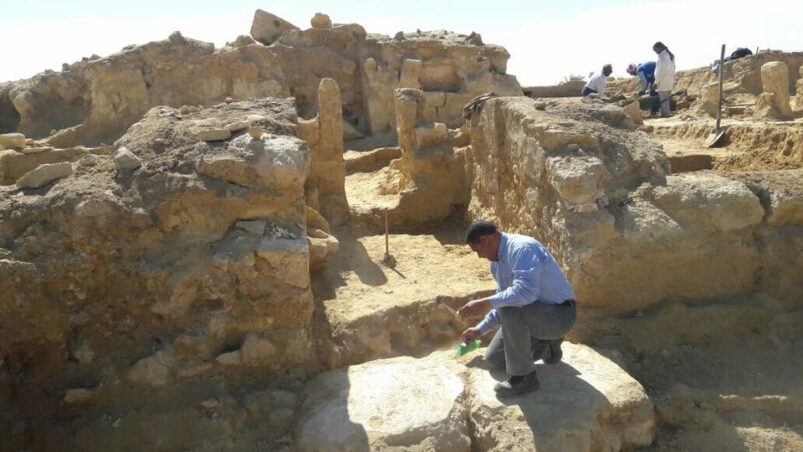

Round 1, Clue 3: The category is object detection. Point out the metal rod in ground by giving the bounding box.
[384,208,389,256]
[382,208,396,267]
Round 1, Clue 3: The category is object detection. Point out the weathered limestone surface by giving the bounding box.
[755,61,794,119]
[796,66,803,110]
[470,344,656,451]
[250,9,300,45]
[295,345,655,451]
[467,97,800,326]
[0,99,317,448]
[296,353,470,451]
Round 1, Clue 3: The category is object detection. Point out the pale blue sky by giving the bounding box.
[2,0,802,85]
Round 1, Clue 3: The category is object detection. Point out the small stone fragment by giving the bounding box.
[196,129,231,142]
[113,147,142,171]
[16,162,73,189]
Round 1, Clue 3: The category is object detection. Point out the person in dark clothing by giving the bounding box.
[627,62,660,116]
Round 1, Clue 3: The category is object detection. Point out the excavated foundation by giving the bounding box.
[1,11,802,451]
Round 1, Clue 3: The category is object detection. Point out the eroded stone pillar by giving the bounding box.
[399,59,422,90]
[795,66,803,111]
[394,88,424,160]
[755,61,793,119]
[298,78,349,225]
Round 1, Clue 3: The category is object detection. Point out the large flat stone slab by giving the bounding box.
[294,344,656,451]
[295,352,470,451]
[469,343,656,451]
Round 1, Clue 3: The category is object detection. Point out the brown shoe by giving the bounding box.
[494,370,539,397]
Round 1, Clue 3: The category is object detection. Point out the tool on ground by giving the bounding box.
[381,208,396,267]
[438,299,459,317]
[455,339,481,357]
[705,44,727,148]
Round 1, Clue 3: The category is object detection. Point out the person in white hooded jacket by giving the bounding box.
[652,41,676,117]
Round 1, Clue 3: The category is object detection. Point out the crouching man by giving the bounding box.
[457,221,577,397]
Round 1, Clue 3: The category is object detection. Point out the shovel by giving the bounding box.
[705,44,727,148]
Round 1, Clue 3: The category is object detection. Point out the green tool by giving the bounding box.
[456,339,481,357]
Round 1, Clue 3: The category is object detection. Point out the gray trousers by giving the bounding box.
[484,300,577,376]
[657,91,672,117]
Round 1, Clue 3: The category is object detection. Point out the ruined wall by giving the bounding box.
[523,80,585,98]
[467,97,802,329]
[0,99,317,445]
[0,14,522,147]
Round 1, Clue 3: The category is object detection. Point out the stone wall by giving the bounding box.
[523,80,585,98]
[0,98,317,440]
[466,97,802,331]
[0,13,522,147]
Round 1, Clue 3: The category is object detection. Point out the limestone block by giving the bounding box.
[765,185,803,226]
[649,174,764,232]
[694,82,720,117]
[310,13,332,29]
[225,120,250,132]
[546,155,608,205]
[21,146,52,155]
[215,350,242,366]
[196,128,231,142]
[295,353,470,451]
[796,66,803,110]
[756,61,793,119]
[250,9,299,45]
[113,146,142,172]
[240,333,277,366]
[197,134,309,192]
[235,219,267,235]
[0,133,25,150]
[308,229,339,268]
[415,122,449,150]
[317,78,344,159]
[248,126,264,139]
[16,161,72,188]
[127,352,172,386]
[64,388,94,405]
[394,88,424,153]
[306,205,331,233]
[256,235,310,289]
[619,199,683,244]
[469,344,656,451]
[400,59,423,89]
[623,100,644,125]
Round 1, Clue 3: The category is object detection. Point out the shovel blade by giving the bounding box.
[704,129,726,148]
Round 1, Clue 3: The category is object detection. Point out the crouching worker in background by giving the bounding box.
[457,221,577,397]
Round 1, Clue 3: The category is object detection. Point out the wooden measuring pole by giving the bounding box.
[716,44,726,133]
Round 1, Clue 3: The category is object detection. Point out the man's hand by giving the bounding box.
[457,299,491,320]
[462,327,481,344]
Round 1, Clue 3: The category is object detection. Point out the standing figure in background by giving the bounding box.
[652,41,676,117]
[581,64,613,97]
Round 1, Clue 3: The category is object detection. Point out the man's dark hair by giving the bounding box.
[602,64,613,76]
[465,220,498,243]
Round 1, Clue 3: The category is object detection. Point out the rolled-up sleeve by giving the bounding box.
[486,247,542,308]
